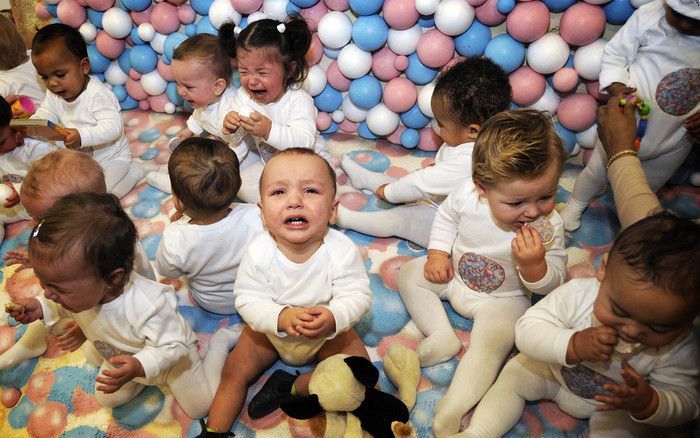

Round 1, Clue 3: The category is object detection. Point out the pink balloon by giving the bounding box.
[157,59,175,81]
[166,0,188,5]
[317,112,332,131]
[339,119,358,132]
[552,67,579,93]
[441,56,465,72]
[139,100,151,111]
[559,3,605,47]
[57,0,87,28]
[557,93,598,132]
[386,125,405,145]
[383,78,418,113]
[506,1,550,43]
[149,93,170,112]
[395,55,408,71]
[475,0,506,26]
[151,3,180,34]
[383,0,420,30]
[95,31,125,59]
[126,77,148,100]
[416,29,455,69]
[371,47,401,82]
[129,69,141,80]
[305,34,323,66]
[509,67,546,106]
[324,0,349,11]
[466,0,487,5]
[231,0,263,15]
[86,0,114,11]
[326,60,351,92]
[418,126,442,151]
[300,1,329,32]
[130,5,153,25]
[35,3,51,19]
[178,4,196,24]
[585,80,608,101]
[76,0,89,6]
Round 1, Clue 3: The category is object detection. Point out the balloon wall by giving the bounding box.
[40,0,650,153]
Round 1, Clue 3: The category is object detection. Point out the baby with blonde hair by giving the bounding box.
[0,14,45,111]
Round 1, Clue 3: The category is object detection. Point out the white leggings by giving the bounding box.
[105,159,144,199]
[462,353,668,438]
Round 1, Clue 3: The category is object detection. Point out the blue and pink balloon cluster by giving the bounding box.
[39,0,643,152]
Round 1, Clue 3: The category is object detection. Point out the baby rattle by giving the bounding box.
[618,94,650,151]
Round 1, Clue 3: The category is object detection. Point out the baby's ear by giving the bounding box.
[596,253,609,282]
[328,199,339,225]
[466,123,481,140]
[108,267,126,288]
[80,57,90,75]
[214,78,227,96]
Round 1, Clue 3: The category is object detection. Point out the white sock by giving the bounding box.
[559,198,588,231]
[0,321,49,370]
[340,154,396,192]
[146,170,172,194]
[203,324,243,392]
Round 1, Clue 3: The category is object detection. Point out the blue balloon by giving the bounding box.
[313,84,343,112]
[190,0,214,15]
[87,8,104,29]
[603,0,635,25]
[286,2,301,14]
[196,16,218,35]
[349,75,382,110]
[239,16,248,30]
[405,53,438,85]
[112,84,128,102]
[320,121,339,135]
[565,53,575,68]
[183,100,194,113]
[45,3,58,17]
[418,14,435,28]
[120,95,139,110]
[454,19,491,57]
[129,27,144,46]
[349,0,384,16]
[352,15,389,52]
[116,0,128,10]
[554,122,577,154]
[400,128,420,148]
[166,81,183,106]
[497,0,516,14]
[542,0,576,13]
[184,23,197,36]
[323,47,340,59]
[118,47,131,72]
[484,34,525,74]
[129,45,158,74]
[50,18,60,24]
[400,103,430,129]
[163,32,188,61]
[290,0,319,6]
[357,121,379,140]
[121,0,151,12]
[94,72,105,82]
[87,44,110,73]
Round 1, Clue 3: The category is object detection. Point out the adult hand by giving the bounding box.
[597,97,637,157]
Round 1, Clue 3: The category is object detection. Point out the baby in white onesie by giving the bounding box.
[0,15,45,111]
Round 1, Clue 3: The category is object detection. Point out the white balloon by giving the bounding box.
[575,123,598,149]
[574,38,608,81]
[102,8,132,39]
[79,22,97,42]
[164,102,176,114]
[105,61,128,85]
[332,110,345,123]
[263,0,289,21]
[387,25,423,56]
[247,12,268,24]
[141,71,168,96]
[417,83,435,118]
[415,0,440,15]
[303,64,327,97]
[137,23,156,42]
[337,44,372,79]
[527,84,560,115]
[209,0,242,29]
[569,143,581,156]
[318,11,352,49]
[341,95,367,123]
[630,0,654,6]
[435,0,475,36]
[366,103,400,136]
[150,32,167,54]
[526,33,570,75]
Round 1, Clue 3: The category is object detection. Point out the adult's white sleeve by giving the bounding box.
[266,93,317,150]
[326,245,371,337]
[598,7,645,91]
[428,189,462,253]
[75,93,124,149]
[520,216,567,295]
[383,159,465,204]
[234,250,287,335]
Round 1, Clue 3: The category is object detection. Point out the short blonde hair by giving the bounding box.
[172,34,232,85]
[472,109,567,187]
[22,149,106,199]
[0,15,28,70]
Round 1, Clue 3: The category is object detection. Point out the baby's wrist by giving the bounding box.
[427,249,449,260]
[566,331,582,364]
[630,387,659,421]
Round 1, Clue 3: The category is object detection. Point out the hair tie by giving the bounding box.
[32,219,44,238]
[233,26,242,36]
[277,23,286,33]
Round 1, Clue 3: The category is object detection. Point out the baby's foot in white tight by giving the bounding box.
[417,330,461,367]
[432,396,466,438]
[340,154,394,192]
[209,324,244,353]
[146,170,172,193]
[0,323,48,370]
[559,198,588,231]
[139,161,160,174]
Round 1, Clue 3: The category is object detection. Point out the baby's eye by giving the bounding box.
[649,325,673,335]
[539,195,553,202]
[507,201,523,207]
[271,189,285,196]
[304,188,319,194]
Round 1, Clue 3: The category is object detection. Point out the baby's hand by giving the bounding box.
[63,128,82,149]
[222,111,241,135]
[595,361,659,420]
[3,183,20,208]
[567,326,618,364]
[424,250,453,284]
[239,112,272,140]
[3,247,31,270]
[57,321,87,352]
[512,226,547,281]
[95,355,144,394]
[278,306,315,337]
[5,297,42,324]
[684,109,700,140]
[297,306,336,339]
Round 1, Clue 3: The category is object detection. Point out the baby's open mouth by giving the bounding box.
[285,216,307,225]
